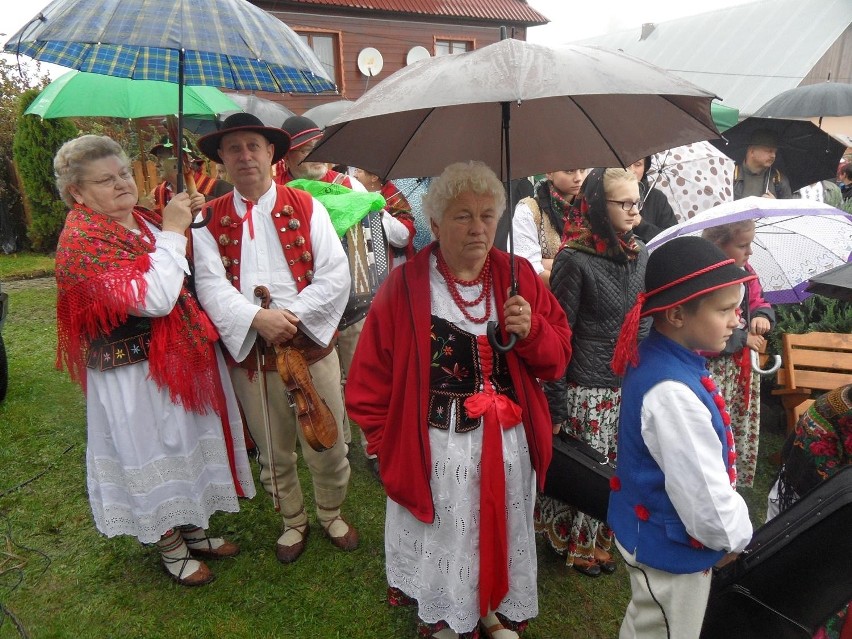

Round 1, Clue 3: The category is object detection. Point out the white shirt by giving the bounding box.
[642,380,753,553]
[192,182,350,361]
[381,210,411,249]
[512,199,545,274]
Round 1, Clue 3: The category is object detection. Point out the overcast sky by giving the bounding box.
[1,0,758,79]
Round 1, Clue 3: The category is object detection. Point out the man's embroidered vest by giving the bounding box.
[204,185,315,292]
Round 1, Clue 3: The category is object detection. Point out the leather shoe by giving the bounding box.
[572,558,602,577]
[322,516,359,551]
[162,557,215,587]
[594,548,617,574]
[276,523,309,563]
[187,538,240,560]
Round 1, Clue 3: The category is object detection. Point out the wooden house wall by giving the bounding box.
[250,7,528,114]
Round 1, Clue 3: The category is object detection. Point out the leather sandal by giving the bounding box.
[479,619,519,639]
[594,549,617,574]
[161,555,215,587]
[276,522,309,563]
[571,557,602,577]
[185,536,240,560]
[321,515,359,551]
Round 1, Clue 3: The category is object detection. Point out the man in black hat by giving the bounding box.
[148,135,232,213]
[190,113,359,563]
[732,129,793,200]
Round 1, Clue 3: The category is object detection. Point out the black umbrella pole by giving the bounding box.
[177,48,185,194]
[488,101,518,354]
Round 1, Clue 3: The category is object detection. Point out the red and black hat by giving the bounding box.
[197,113,291,164]
[641,236,756,316]
[281,115,323,150]
[611,236,756,375]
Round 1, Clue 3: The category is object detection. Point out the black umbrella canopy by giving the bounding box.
[806,262,852,302]
[753,82,852,118]
[710,117,846,192]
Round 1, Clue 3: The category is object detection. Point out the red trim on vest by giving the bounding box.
[204,186,315,292]
[153,182,171,213]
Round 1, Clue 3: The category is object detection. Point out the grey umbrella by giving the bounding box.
[302,100,354,129]
[753,81,852,119]
[185,93,296,134]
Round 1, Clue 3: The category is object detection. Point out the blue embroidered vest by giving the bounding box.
[608,329,731,573]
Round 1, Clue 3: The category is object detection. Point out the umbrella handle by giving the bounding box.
[487,320,518,354]
[751,349,781,376]
[190,204,213,229]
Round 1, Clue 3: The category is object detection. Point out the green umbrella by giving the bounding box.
[711,101,739,133]
[24,70,241,120]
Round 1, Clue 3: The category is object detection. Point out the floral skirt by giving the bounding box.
[534,384,619,565]
[707,354,760,488]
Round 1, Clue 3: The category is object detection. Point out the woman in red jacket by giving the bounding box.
[346,161,572,639]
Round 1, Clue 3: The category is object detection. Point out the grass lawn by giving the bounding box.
[0,259,783,639]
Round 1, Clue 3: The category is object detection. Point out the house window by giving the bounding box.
[298,31,340,90]
[434,39,471,56]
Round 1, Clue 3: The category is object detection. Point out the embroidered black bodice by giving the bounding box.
[428,315,516,432]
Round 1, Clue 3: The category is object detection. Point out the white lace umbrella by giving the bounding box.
[647,197,852,304]
[647,141,734,223]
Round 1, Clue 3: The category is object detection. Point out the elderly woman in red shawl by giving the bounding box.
[54,135,255,586]
[346,161,572,639]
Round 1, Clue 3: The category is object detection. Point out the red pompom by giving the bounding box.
[726,430,734,447]
[635,504,650,521]
[728,452,737,465]
[700,376,717,393]
[689,537,704,549]
[610,476,622,491]
[713,394,726,410]
[722,411,731,426]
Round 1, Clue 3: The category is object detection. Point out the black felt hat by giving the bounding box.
[148,134,194,158]
[641,236,756,316]
[281,115,323,150]
[611,236,756,375]
[197,113,291,164]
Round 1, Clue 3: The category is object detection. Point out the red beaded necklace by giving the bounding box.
[435,248,492,324]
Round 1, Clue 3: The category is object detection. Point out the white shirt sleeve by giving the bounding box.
[641,380,753,553]
[191,216,261,361]
[381,211,411,248]
[512,200,544,274]
[129,227,190,317]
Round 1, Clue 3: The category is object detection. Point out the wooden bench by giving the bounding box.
[772,332,852,434]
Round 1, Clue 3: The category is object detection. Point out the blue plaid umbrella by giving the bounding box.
[4,0,335,197]
[3,0,334,93]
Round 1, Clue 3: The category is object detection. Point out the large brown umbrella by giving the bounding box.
[309,37,720,350]
[308,38,719,181]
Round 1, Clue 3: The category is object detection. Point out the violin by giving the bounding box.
[254,285,339,452]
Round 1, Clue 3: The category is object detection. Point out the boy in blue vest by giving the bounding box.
[608,236,754,638]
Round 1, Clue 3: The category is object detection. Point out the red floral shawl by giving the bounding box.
[55,205,222,415]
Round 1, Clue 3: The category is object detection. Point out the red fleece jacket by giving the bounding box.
[345,243,572,523]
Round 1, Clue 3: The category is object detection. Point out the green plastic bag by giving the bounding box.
[288,179,385,238]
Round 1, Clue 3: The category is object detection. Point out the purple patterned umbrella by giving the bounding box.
[647,196,852,304]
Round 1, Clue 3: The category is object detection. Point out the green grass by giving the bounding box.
[0,263,783,639]
[0,252,55,280]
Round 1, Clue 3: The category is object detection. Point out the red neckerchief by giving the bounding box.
[55,205,223,416]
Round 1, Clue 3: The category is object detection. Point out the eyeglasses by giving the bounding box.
[607,199,643,212]
[81,169,134,188]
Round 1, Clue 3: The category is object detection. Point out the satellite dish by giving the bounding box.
[406,45,430,65]
[357,47,383,77]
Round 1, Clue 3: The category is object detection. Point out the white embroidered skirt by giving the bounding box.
[85,346,255,544]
